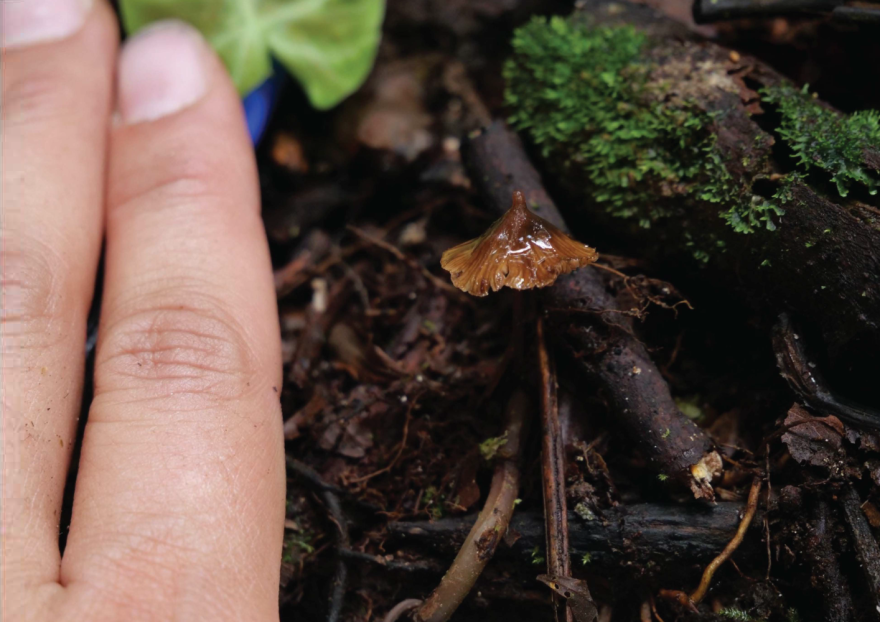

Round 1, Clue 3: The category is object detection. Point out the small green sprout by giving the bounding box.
[479,432,509,461]
[530,546,545,566]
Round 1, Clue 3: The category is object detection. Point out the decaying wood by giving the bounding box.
[549,0,880,373]
[465,121,721,498]
[388,503,765,589]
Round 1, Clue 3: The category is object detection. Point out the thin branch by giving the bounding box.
[349,393,422,484]
[347,226,466,299]
[383,599,424,622]
[538,317,592,622]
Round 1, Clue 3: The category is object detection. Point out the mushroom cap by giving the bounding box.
[441,190,598,296]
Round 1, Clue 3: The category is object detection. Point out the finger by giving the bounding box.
[59,24,285,620]
[1,0,117,603]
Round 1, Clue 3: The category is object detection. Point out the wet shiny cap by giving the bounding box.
[441,190,598,296]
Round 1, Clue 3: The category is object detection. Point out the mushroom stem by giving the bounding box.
[414,389,530,622]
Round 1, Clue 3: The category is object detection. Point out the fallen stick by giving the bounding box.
[538,318,593,621]
[387,502,765,579]
[464,121,721,499]
[412,389,531,622]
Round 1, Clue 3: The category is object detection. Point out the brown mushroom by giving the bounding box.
[440,190,598,296]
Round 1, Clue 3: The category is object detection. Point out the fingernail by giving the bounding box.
[118,21,209,125]
[3,0,93,49]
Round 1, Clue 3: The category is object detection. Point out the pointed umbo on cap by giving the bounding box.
[441,190,598,296]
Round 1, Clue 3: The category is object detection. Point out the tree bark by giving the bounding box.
[529,0,880,388]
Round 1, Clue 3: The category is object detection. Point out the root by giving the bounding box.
[690,476,762,604]
[412,389,531,622]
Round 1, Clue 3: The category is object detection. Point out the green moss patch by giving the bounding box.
[761,84,880,198]
[505,16,783,234]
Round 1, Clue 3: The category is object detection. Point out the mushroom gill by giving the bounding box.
[440,190,598,296]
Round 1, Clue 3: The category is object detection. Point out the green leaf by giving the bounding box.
[119,0,385,109]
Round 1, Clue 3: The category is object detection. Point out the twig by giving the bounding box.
[338,549,444,574]
[773,313,880,430]
[350,393,422,484]
[656,590,698,613]
[690,476,762,604]
[538,318,591,622]
[840,485,880,617]
[412,389,531,622]
[347,226,465,299]
[649,596,665,622]
[287,457,344,493]
[287,455,351,622]
[286,457,385,518]
[323,488,349,622]
[383,599,424,622]
[761,415,844,447]
[592,263,693,317]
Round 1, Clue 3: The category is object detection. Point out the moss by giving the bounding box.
[282,530,315,564]
[762,84,880,197]
[504,16,781,236]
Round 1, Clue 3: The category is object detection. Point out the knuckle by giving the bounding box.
[1,238,69,352]
[96,291,260,404]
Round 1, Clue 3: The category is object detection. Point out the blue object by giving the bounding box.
[243,69,285,145]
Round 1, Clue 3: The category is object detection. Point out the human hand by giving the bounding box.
[3,2,285,620]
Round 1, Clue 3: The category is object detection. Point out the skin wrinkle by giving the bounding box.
[1,242,78,352]
[94,302,261,406]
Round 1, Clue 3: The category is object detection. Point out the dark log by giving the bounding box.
[465,121,720,499]
[518,0,880,390]
[387,503,765,583]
